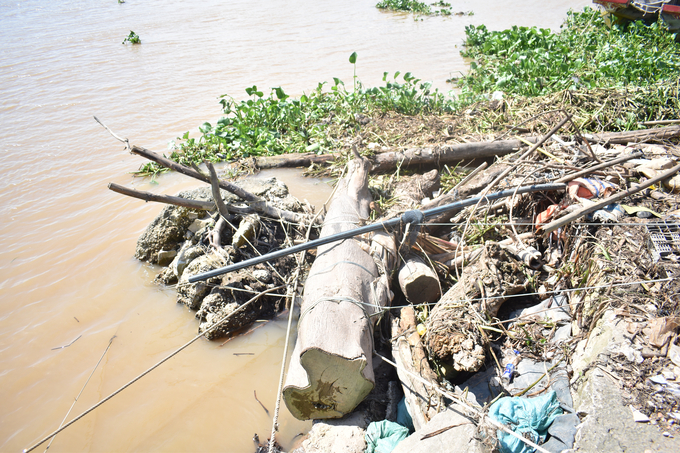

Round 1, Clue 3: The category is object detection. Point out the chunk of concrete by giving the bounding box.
[572,367,680,452]
[392,404,484,453]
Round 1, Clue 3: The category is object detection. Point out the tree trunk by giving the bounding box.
[282,155,397,420]
[584,125,680,144]
[370,139,533,173]
[249,152,337,169]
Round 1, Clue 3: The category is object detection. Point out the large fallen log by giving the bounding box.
[282,154,398,420]
[583,125,680,144]
[248,152,336,169]
[370,138,535,173]
[243,125,680,174]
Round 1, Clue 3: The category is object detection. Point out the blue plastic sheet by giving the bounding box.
[396,397,414,432]
[488,391,563,453]
[365,420,410,453]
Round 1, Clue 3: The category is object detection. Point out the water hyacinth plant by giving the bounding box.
[122,30,140,45]
[135,54,456,176]
[458,7,680,97]
[134,8,680,177]
[376,0,453,16]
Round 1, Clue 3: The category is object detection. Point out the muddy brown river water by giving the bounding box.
[1,1,590,451]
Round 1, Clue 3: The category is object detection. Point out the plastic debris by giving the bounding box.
[397,397,415,433]
[630,406,650,423]
[365,420,410,453]
[501,351,521,385]
[488,391,563,453]
[646,317,680,348]
[589,203,624,223]
[621,204,662,218]
[669,341,680,367]
[535,204,561,228]
[646,221,680,261]
[649,375,669,385]
[541,413,579,452]
[567,177,618,200]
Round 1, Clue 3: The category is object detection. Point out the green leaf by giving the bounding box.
[349,51,357,64]
[274,87,288,100]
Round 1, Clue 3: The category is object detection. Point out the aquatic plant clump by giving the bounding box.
[134,8,680,178]
[376,0,454,16]
[458,7,680,97]
[122,30,140,45]
[135,71,457,176]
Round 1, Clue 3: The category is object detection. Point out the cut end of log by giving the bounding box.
[282,348,374,420]
[398,256,441,304]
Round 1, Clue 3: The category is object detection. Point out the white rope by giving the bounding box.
[24,287,282,453]
[375,276,674,315]
[267,296,297,453]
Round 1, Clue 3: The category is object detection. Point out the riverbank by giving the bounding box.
[9,1,679,452]
[122,6,680,452]
[129,119,680,452]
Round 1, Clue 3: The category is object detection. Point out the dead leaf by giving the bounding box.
[647,317,680,348]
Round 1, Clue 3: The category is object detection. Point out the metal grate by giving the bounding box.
[646,220,680,261]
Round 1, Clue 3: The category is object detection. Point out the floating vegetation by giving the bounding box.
[458,7,680,97]
[122,30,140,45]
[134,8,680,178]
[135,57,456,176]
[376,0,456,16]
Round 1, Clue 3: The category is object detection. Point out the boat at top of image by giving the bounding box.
[593,0,680,33]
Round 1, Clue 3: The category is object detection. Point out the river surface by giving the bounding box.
[0,1,591,451]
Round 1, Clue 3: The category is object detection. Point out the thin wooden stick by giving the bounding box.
[93,116,130,151]
[447,162,488,195]
[108,183,214,210]
[640,119,680,126]
[542,162,680,233]
[205,161,230,219]
[554,152,643,183]
[254,390,270,416]
[130,146,313,225]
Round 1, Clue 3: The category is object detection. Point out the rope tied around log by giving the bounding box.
[298,293,385,330]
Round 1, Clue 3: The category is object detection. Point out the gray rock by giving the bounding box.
[571,310,629,376]
[299,411,369,453]
[135,187,215,264]
[176,253,227,309]
[172,241,207,280]
[154,266,177,286]
[188,217,213,234]
[135,179,292,265]
[572,367,680,452]
[157,249,177,267]
[392,404,484,453]
[252,269,272,283]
